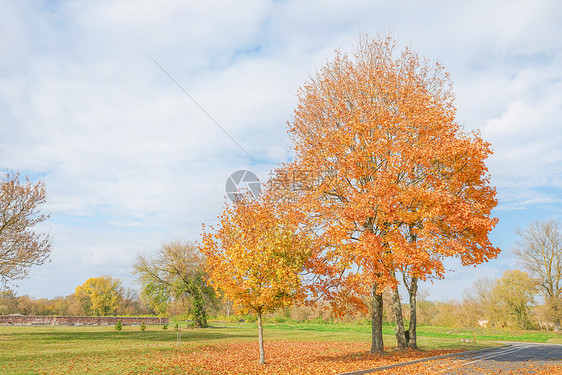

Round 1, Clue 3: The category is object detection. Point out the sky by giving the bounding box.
[1,0,561,301]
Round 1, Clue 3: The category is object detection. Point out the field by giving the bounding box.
[1,322,561,374]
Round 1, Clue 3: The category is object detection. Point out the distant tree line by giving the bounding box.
[0,276,151,316]
[416,269,553,330]
[1,241,560,332]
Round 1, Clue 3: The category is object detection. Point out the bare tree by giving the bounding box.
[0,170,51,286]
[515,220,562,327]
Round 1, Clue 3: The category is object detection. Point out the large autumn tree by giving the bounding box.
[201,187,310,364]
[0,170,51,286]
[286,35,499,352]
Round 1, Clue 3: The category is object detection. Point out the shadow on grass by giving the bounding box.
[1,327,254,343]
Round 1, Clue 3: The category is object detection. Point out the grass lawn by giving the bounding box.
[0,322,560,374]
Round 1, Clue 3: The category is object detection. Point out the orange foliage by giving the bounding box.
[286,34,500,304]
[201,188,310,315]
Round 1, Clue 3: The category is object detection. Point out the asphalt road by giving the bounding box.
[434,343,562,374]
[338,343,562,375]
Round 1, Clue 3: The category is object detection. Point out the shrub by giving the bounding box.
[140,322,146,331]
[115,320,122,331]
[270,315,289,323]
[162,323,168,330]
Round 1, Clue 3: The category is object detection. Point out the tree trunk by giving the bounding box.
[407,276,418,349]
[257,309,265,364]
[549,297,561,330]
[226,299,233,317]
[392,286,407,349]
[371,283,384,354]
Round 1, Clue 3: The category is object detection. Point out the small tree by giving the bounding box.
[115,320,122,331]
[140,321,146,331]
[0,170,52,286]
[201,188,310,364]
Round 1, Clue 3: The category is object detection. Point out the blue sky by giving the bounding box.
[1,0,561,301]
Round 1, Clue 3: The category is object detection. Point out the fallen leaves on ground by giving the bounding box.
[13,339,561,375]
[145,341,459,374]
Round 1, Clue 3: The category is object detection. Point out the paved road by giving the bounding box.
[338,343,562,374]
[434,343,562,374]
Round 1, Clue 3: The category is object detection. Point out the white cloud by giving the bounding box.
[482,66,562,209]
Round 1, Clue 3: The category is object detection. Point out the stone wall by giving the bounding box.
[0,315,169,326]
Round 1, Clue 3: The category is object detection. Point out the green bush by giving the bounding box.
[162,324,168,330]
[240,314,258,323]
[140,322,146,331]
[270,315,289,323]
[115,320,122,331]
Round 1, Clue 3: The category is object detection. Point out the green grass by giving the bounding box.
[0,322,560,374]
[411,325,562,343]
[239,321,562,343]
